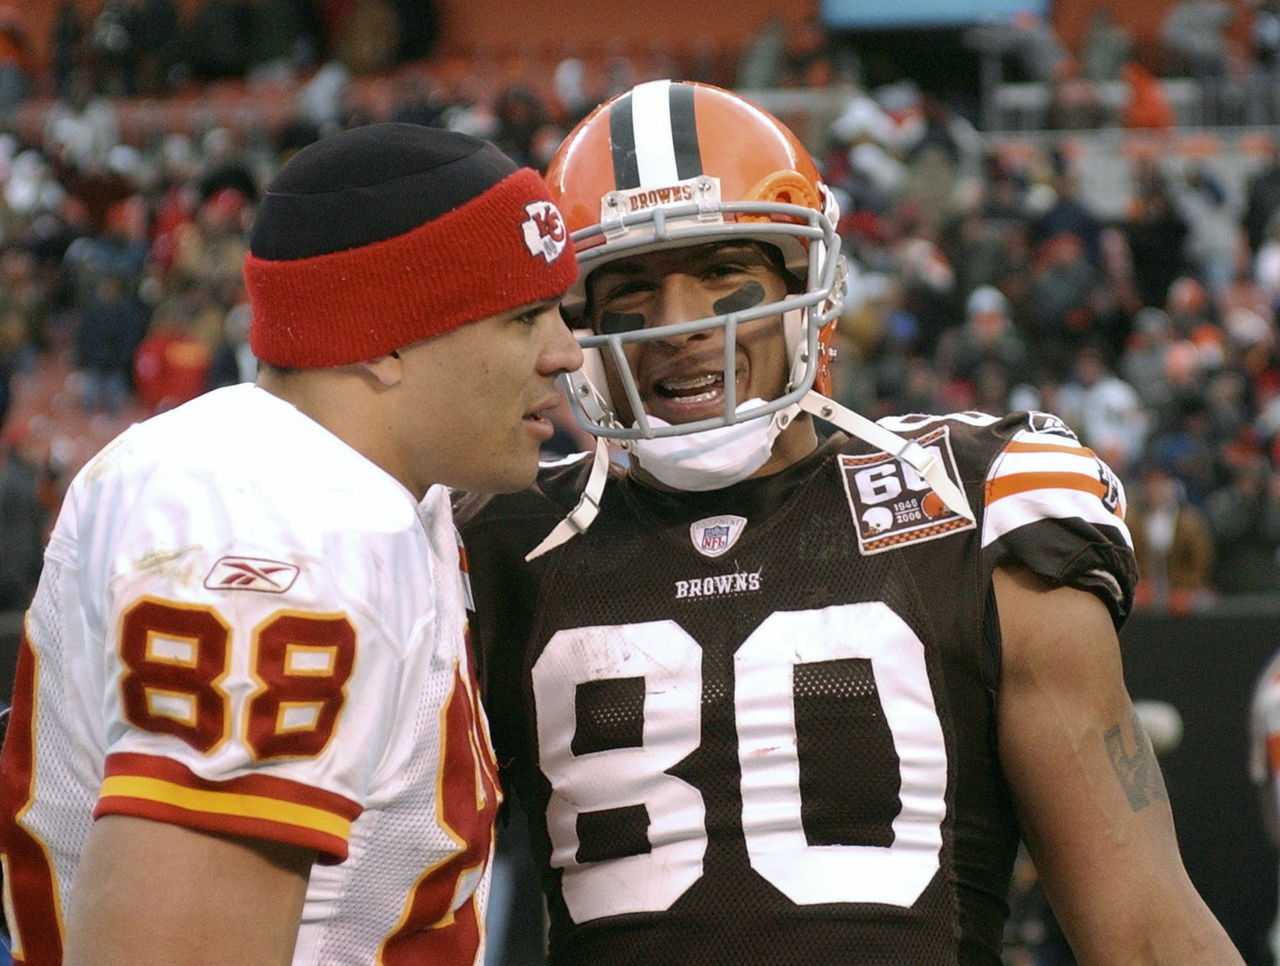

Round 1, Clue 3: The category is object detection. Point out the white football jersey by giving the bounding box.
[1251,649,1280,965]
[0,384,500,964]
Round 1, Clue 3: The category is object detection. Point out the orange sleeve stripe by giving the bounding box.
[985,470,1108,506]
[1268,734,1280,773]
[1005,439,1095,458]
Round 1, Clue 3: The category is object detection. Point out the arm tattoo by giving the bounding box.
[1104,712,1170,811]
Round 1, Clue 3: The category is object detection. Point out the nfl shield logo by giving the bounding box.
[702,525,730,552]
[689,515,747,558]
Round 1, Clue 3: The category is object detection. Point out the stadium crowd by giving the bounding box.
[3,1,1280,620]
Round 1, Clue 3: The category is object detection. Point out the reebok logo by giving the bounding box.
[204,556,299,593]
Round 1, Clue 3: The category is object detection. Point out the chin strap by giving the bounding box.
[526,392,975,561]
[525,438,612,561]
[796,391,975,522]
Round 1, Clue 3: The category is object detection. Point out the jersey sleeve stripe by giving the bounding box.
[1004,439,1095,458]
[995,449,1105,478]
[985,471,1112,508]
[982,483,1133,549]
[1269,734,1280,774]
[96,752,361,863]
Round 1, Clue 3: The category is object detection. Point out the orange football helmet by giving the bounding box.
[546,79,845,441]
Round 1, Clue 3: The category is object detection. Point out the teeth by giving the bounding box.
[678,388,720,405]
[659,372,721,391]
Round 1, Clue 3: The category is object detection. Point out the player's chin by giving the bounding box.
[488,435,545,493]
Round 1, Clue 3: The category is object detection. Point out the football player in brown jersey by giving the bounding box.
[456,80,1241,965]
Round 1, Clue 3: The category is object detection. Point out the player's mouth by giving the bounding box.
[522,397,559,441]
[655,371,724,404]
[647,369,743,423]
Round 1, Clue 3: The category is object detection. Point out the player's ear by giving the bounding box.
[361,349,403,388]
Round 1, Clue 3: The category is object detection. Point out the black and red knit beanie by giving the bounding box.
[245,123,577,369]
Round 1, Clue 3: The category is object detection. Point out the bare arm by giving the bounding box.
[64,815,314,965]
[994,564,1242,965]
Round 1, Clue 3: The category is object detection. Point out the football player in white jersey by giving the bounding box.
[455,82,1241,964]
[0,123,581,964]
[1250,649,1280,965]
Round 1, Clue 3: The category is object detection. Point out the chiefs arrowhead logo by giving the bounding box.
[204,556,300,593]
[520,200,567,262]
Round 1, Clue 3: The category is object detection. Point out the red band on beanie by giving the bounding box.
[245,167,577,368]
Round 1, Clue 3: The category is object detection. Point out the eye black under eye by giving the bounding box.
[599,311,646,335]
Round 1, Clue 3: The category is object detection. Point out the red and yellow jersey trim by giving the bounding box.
[0,630,66,965]
[96,752,361,864]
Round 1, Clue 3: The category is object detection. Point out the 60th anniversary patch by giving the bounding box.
[839,426,975,555]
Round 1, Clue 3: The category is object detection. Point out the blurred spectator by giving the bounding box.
[1027,231,1099,377]
[1205,368,1255,453]
[940,209,1008,296]
[185,0,253,81]
[206,300,255,389]
[1122,170,1190,309]
[194,127,259,207]
[168,186,250,295]
[492,86,553,170]
[389,0,438,62]
[388,73,446,128]
[1122,308,1179,417]
[1128,463,1216,613]
[551,57,595,129]
[781,17,834,88]
[1252,0,1280,122]
[1003,9,1069,83]
[1058,345,1150,476]
[89,0,135,96]
[1205,453,1280,593]
[1254,209,1280,309]
[1148,395,1221,506]
[335,0,399,76]
[248,0,325,85]
[1044,58,1107,131]
[0,423,51,611]
[828,91,906,219]
[131,0,182,96]
[1165,275,1219,343]
[50,0,83,101]
[0,2,29,123]
[1080,8,1133,83]
[42,68,121,176]
[296,58,350,133]
[892,212,957,355]
[1162,0,1233,80]
[1087,226,1144,361]
[63,198,150,414]
[1245,139,1280,257]
[132,293,212,414]
[1032,166,1103,268]
[737,15,786,89]
[1168,161,1243,296]
[1120,61,1176,130]
[937,284,1029,387]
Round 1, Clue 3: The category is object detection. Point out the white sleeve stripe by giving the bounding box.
[993,450,1105,478]
[982,486,1134,549]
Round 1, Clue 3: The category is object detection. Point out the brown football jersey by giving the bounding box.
[455,410,1136,966]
